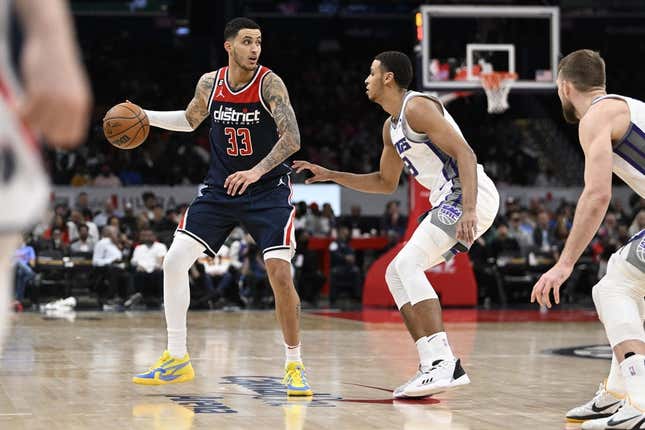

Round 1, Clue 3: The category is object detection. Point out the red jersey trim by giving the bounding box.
[224,65,262,95]
[0,73,39,153]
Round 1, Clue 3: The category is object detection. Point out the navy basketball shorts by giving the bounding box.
[176,174,296,262]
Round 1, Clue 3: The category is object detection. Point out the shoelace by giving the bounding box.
[283,366,307,386]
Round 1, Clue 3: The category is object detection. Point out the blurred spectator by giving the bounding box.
[92,225,132,306]
[92,226,122,267]
[13,237,37,306]
[320,203,336,236]
[93,164,122,187]
[552,218,571,257]
[342,205,365,236]
[507,211,533,255]
[380,200,406,240]
[490,223,521,259]
[70,224,95,253]
[120,202,139,236]
[294,201,308,231]
[75,192,90,212]
[70,166,92,187]
[518,208,535,237]
[81,208,101,240]
[93,199,120,228]
[39,228,69,256]
[197,230,245,309]
[240,241,270,309]
[293,230,325,308]
[130,229,167,307]
[329,226,361,307]
[532,210,555,254]
[142,192,158,220]
[597,211,620,243]
[306,203,323,234]
[107,215,122,232]
[629,209,645,236]
[68,210,100,243]
[151,206,178,245]
[42,214,70,245]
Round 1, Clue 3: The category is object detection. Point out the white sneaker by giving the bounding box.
[393,366,424,399]
[566,381,625,423]
[401,358,470,398]
[582,400,645,429]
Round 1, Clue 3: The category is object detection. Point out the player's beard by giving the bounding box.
[232,48,257,72]
[561,98,579,124]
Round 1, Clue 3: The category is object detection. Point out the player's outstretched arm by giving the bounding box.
[142,72,216,132]
[405,97,478,243]
[531,104,614,308]
[15,0,92,148]
[292,118,403,194]
[224,72,301,195]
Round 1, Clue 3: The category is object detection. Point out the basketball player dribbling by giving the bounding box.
[531,50,645,430]
[0,0,91,352]
[131,18,312,396]
[294,51,500,398]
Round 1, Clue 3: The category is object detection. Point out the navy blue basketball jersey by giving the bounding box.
[203,65,291,188]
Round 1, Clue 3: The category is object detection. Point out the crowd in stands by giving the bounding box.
[472,193,645,306]
[11,189,645,312]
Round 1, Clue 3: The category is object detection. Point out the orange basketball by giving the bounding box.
[103,101,149,150]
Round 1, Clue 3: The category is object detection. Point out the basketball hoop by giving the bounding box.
[480,72,517,114]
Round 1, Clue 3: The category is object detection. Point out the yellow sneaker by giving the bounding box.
[282,362,313,396]
[132,350,195,385]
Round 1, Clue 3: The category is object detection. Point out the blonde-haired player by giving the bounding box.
[0,0,91,351]
[531,49,645,430]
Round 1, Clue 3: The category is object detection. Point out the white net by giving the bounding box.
[480,72,517,114]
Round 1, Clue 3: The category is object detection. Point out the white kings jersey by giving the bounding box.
[389,91,491,207]
[590,94,645,199]
[0,0,49,231]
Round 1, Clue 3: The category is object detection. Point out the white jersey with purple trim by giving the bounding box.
[0,0,49,231]
[591,94,645,199]
[388,90,494,208]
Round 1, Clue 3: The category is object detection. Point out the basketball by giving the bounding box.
[103,101,149,149]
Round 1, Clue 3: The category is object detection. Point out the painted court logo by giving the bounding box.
[547,344,611,360]
[437,203,461,226]
[159,375,433,414]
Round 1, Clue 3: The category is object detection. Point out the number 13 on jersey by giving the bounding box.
[224,127,254,156]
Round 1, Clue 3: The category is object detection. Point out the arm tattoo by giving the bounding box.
[254,73,301,175]
[185,72,216,129]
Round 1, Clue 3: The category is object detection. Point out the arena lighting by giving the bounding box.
[415,12,422,41]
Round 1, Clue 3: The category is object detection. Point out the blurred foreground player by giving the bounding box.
[531,50,645,430]
[0,0,90,352]
[294,51,499,398]
[130,18,312,396]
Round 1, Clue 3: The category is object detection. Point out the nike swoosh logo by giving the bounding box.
[591,400,621,413]
[607,415,640,426]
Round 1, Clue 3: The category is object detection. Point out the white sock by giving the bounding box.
[164,234,204,358]
[421,332,455,366]
[285,343,302,364]
[416,337,434,367]
[606,353,626,396]
[620,354,645,410]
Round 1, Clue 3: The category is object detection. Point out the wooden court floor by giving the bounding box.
[0,309,611,430]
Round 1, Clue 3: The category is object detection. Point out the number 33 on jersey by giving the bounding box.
[204,65,289,187]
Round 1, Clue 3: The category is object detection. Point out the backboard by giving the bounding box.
[416,5,560,91]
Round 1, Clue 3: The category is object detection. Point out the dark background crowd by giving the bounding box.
[12,0,645,312]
